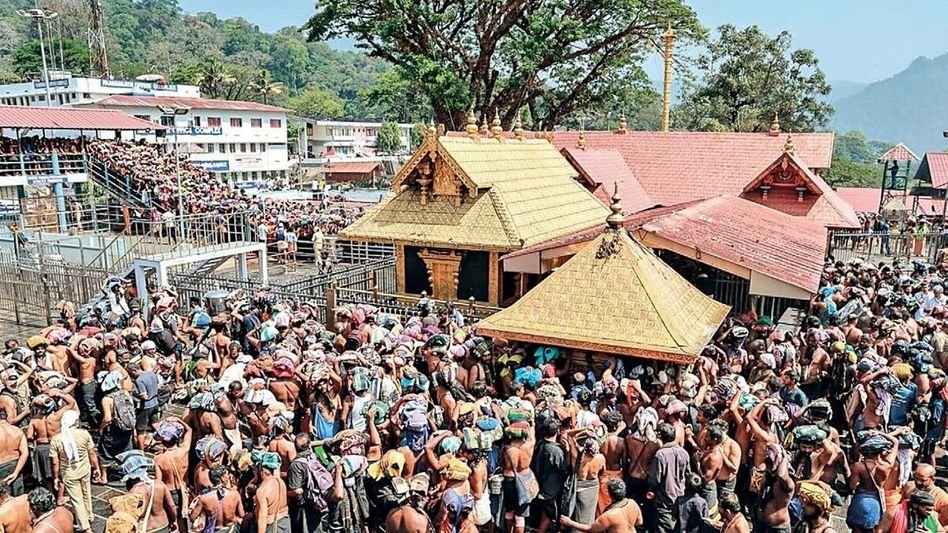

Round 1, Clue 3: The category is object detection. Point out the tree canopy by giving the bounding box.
[675,25,833,133]
[376,121,402,154]
[305,0,701,129]
[823,130,891,187]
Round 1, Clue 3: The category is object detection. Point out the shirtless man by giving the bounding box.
[0,481,30,533]
[793,433,846,485]
[698,425,725,513]
[218,385,243,456]
[502,421,535,533]
[599,411,626,514]
[254,453,289,533]
[267,419,297,478]
[386,500,432,533]
[269,371,301,414]
[719,492,750,533]
[153,418,192,532]
[189,466,244,533]
[125,457,177,533]
[746,398,780,496]
[755,444,795,533]
[560,478,643,533]
[566,429,605,526]
[26,389,76,489]
[28,487,73,533]
[67,340,99,426]
[711,420,741,498]
[625,408,660,503]
[0,408,27,496]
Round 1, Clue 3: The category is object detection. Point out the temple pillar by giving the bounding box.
[396,243,406,293]
[488,251,499,305]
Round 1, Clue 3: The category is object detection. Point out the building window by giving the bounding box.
[206,144,214,153]
[134,114,149,121]
[193,116,202,127]
[251,171,258,179]
[38,95,44,101]
[82,93,90,98]
[249,143,256,153]
[230,118,243,128]
[260,143,267,152]
[208,117,221,127]
[229,143,236,153]
[219,144,226,153]
[250,118,262,128]
[239,143,246,152]
[160,115,175,127]
[270,119,282,128]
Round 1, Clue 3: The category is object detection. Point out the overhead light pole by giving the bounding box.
[16,8,58,107]
[157,105,192,236]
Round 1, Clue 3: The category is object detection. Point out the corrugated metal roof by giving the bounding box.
[92,95,288,113]
[0,105,162,130]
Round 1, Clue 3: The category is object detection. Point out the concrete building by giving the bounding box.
[87,95,291,183]
[0,74,200,108]
[300,119,414,160]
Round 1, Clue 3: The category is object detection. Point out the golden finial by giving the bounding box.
[490,110,503,140]
[617,114,628,134]
[465,108,478,138]
[769,113,780,137]
[479,116,489,135]
[606,182,624,228]
[513,111,525,141]
[427,119,436,138]
[783,133,795,154]
[577,130,587,151]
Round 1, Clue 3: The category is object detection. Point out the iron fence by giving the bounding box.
[826,231,948,264]
[0,260,112,327]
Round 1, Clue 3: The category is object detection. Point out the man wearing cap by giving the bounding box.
[122,450,177,533]
[50,410,100,533]
[254,452,289,533]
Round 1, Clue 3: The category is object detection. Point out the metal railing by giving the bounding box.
[85,156,152,209]
[0,153,86,177]
[826,231,948,264]
[333,286,500,323]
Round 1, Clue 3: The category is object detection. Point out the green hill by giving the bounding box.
[832,54,948,156]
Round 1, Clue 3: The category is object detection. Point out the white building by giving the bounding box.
[300,119,414,160]
[87,95,291,182]
[0,74,200,108]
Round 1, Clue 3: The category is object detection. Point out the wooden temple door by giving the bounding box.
[417,248,463,301]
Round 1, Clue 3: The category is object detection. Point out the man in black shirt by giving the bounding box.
[287,434,322,533]
[530,415,568,533]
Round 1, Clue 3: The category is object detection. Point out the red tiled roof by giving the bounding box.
[878,143,919,162]
[319,161,382,174]
[740,152,862,229]
[0,105,162,130]
[560,147,656,213]
[91,95,288,113]
[915,153,948,189]
[639,195,826,293]
[548,131,834,207]
[836,187,882,213]
[502,200,704,261]
[916,197,947,217]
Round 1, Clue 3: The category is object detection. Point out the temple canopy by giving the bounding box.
[477,190,729,364]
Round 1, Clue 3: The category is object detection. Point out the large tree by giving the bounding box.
[675,25,833,133]
[304,0,700,129]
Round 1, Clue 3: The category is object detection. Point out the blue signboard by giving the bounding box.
[173,126,223,136]
[193,160,230,172]
[32,79,69,89]
[27,176,68,186]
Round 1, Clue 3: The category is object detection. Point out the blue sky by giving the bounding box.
[179,0,948,84]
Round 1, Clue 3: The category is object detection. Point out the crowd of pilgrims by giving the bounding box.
[0,255,944,533]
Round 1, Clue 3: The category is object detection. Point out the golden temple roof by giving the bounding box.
[341,135,609,250]
[477,226,730,363]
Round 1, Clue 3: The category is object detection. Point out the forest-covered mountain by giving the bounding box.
[832,54,948,156]
[0,0,413,121]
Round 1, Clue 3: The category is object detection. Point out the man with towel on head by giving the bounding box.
[121,450,177,533]
[254,452,289,533]
[50,410,100,533]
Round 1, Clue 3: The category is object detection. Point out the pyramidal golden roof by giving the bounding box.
[477,226,730,363]
[341,134,609,250]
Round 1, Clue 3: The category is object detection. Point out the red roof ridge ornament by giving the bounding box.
[768,113,781,136]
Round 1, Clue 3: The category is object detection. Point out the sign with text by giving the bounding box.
[192,160,230,172]
[32,79,69,89]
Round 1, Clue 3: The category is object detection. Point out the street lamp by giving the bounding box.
[157,105,191,236]
[16,9,58,108]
